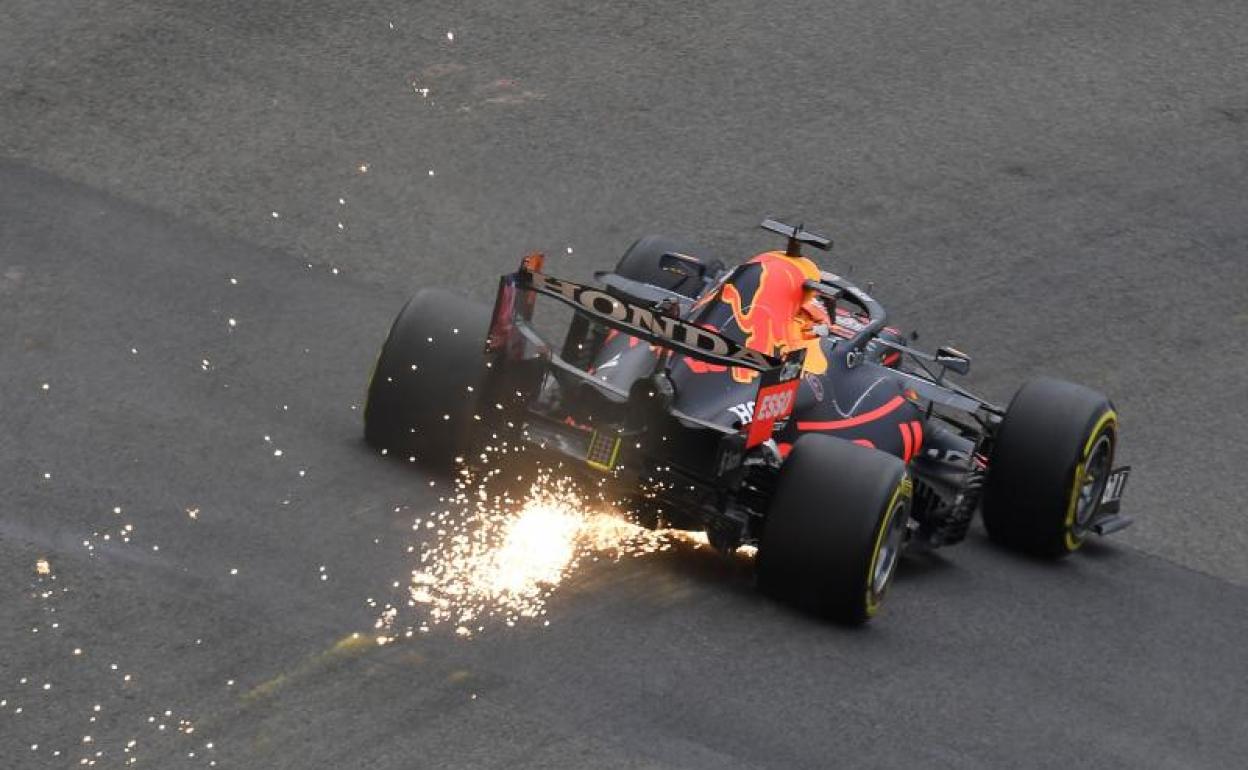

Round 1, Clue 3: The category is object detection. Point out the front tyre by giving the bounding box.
[757,435,912,623]
[363,289,490,472]
[982,377,1118,558]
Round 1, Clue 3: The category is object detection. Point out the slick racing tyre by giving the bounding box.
[364,289,490,473]
[615,235,724,299]
[982,377,1118,558]
[757,434,912,623]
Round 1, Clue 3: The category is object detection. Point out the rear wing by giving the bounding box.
[519,265,785,373]
[487,259,804,449]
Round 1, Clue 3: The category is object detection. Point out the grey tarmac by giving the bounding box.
[3,1,1248,767]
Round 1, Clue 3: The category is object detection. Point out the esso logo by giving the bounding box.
[755,390,794,421]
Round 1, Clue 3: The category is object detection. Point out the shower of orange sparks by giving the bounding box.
[376,466,734,640]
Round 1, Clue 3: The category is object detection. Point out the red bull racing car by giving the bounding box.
[364,219,1131,622]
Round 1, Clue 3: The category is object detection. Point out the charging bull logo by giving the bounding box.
[719,252,830,383]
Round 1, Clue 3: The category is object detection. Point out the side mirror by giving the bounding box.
[935,346,971,376]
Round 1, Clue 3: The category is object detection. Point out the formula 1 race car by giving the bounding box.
[364,219,1131,622]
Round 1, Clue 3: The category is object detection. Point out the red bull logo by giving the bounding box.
[719,252,829,383]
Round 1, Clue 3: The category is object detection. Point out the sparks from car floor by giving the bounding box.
[376,457,718,640]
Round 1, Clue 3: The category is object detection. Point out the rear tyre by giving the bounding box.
[363,289,490,473]
[982,377,1118,558]
[757,435,912,623]
[615,234,724,298]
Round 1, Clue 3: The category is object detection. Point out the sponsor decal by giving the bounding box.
[718,254,831,382]
[727,401,756,425]
[746,378,800,447]
[524,270,776,372]
[755,388,795,421]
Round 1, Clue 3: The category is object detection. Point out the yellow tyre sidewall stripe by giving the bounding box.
[864,476,912,617]
[1062,410,1118,552]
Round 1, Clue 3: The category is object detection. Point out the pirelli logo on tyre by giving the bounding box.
[746,379,800,447]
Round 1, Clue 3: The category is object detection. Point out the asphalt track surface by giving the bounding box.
[3,1,1248,768]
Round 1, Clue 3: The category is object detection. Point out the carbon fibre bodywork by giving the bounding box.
[480,239,992,551]
[362,218,1133,622]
